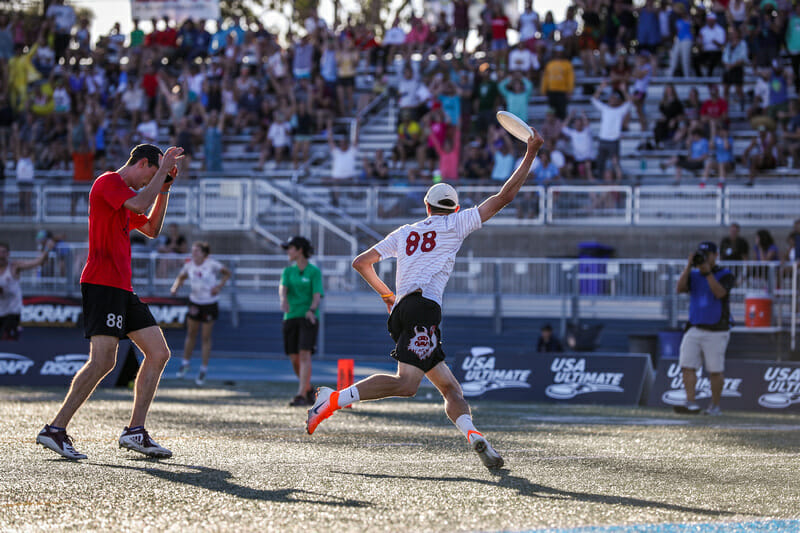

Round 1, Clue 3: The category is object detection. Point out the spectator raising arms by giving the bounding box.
[498,72,533,123]
[591,81,631,182]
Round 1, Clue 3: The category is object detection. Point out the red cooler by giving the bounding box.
[745,294,772,328]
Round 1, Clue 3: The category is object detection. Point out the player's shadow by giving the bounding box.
[333,470,734,517]
[94,461,370,508]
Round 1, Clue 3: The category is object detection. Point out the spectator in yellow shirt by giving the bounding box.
[8,42,40,111]
[540,47,574,120]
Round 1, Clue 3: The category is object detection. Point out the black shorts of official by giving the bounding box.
[187,302,219,323]
[283,317,319,355]
[81,283,158,339]
[387,292,445,373]
[0,314,21,340]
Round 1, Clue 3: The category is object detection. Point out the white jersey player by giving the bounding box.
[306,132,544,470]
[170,242,231,385]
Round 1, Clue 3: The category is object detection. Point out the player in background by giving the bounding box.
[37,143,183,460]
[0,239,55,340]
[170,241,231,386]
[306,132,543,470]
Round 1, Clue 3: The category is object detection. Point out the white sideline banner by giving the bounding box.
[131,0,220,23]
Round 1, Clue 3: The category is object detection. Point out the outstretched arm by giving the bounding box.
[477,132,544,223]
[352,248,395,313]
[170,271,188,295]
[12,239,54,275]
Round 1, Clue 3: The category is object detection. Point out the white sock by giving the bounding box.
[199,365,208,373]
[337,385,360,408]
[455,414,480,442]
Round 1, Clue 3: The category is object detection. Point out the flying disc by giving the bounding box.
[496,110,534,142]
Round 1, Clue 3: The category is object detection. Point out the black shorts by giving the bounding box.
[387,292,445,373]
[0,314,21,340]
[677,157,705,171]
[338,76,355,88]
[723,66,744,86]
[81,283,158,339]
[283,317,319,355]
[187,302,219,323]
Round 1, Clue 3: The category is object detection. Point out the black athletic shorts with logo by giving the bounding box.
[187,302,219,323]
[387,291,445,373]
[0,314,21,340]
[282,317,319,355]
[81,283,158,339]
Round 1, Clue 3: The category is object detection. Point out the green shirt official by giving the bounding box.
[280,263,324,320]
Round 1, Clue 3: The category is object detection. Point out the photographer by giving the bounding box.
[675,242,735,415]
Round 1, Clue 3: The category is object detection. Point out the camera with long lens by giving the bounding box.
[691,249,708,267]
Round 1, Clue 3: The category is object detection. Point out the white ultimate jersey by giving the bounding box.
[0,265,22,316]
[179,258,225,305]
[372,207,482,307]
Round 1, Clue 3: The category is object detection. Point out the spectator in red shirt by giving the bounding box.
[158,16,178,49]
[490,4,511,64]
[700,84,729,129]
[145,17,161,48]
[37,143,184,461]
[141,63,160,116]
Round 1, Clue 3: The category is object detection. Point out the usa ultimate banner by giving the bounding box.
[132,0,220,23]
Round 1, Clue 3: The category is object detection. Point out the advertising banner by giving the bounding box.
[140,297,190,329]
[451,347,651,406]
[0,336,137,388]
[21,295,189,329]
[648,359,800,412]
[0,294,186,388]
[21,296,82,327]
[131,0,220,24]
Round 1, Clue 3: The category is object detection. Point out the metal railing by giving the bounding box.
[15,250,799,355]
[4,182,800,228]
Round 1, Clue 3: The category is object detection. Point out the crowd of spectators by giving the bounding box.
[4,0,800,191]
[0,1,387,184]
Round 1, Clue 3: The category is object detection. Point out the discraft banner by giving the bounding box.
[132,0,220,24]
[648,359,800,412]
[0,295,188,387]
[451,347,651,406]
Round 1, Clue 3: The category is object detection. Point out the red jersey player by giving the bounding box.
[37,143,183,460]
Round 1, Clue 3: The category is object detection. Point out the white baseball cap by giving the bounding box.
[424,183,459,210]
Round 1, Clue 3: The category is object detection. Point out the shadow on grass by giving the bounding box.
[94,461,371,508]
[333,470,735,517]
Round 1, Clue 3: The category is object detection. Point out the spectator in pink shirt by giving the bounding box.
[405,16,431,53]
[431,125,461,181]
[418,106,448,173]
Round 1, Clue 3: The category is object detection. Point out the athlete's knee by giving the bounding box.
[145,345,171,366]
[395,376,420,397]
[438,381,464,402]
[89,354,117,375]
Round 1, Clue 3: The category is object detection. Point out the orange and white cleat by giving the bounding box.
[306,387,338,435]
[468,431,504,469]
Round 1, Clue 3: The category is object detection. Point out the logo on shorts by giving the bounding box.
[407,325,437,360]
[660,363,742,405]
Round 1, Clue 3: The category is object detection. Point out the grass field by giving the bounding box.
[3,381,800,532]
